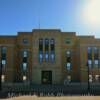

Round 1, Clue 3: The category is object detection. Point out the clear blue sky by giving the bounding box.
[0,0,100,37]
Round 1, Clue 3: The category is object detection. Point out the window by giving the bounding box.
[23,38,29,44]
[23,63,27,70]
[23,76,27,81]
[45,52,49,62]
[45,39,49,62]
[2,60,6,65]
[50,39,55,63]
[66,40,71,44]
[39,39,43,51]
[23,51,28,57]
[94,47,99,68]
[39,52,43,63]
[1,75,5,83]
[50,53,55,63]
[88,47,92,60]
[94,60,99,68]
[66,50,71,71]
[65,38,71,45]
[1,47,6,54]
[39,39,43,63]
[88,60,92,68]
[95,75,99,82]
[22,50,28,71]
[1,60,6,70]
[67,75,71,82]
[66,63,71,70]
[89,75,93,83]
[50,39,55,51]
[1,47,6,70]
[1,47,6,60]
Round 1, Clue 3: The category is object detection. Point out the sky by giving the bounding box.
[0,0,100,38]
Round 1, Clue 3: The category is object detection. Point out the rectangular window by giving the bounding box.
[45,39,49,62]
[45,52,49,62]
[66,50,71,71]
[1,60,6,70]
[1,75,5,83]
[23,76,27,81]
[1,47,6,54]
[39,52,43,64]
[88,47,92,60]
[67,75,71,82]
[87,47,92,69]
[23,51,28,57]
[89,75,93,83]
[39,39,43,63]
[50,53,55,63]
[1,47,6,70]
[39,39,43,51]
[66,63,71,71]
[94,60,99,68]
[2,60,6,65]
[23,63,27,70]
[88,60,92,69]
[22,50,28,71]
[50,39,55,63]
[94,47,99,59]
[1,47,6,60]
[95,75,99,82]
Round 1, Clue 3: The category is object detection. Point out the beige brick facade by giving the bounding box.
[0,29,100,85]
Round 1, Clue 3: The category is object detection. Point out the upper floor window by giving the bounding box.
[39,39,43,51]
[45,39,49,62]
[88,47,92,60]
[94,60,99,68]
[45,39,49,51]
[23,50,28,57]
[50,39,55,63]
[94,47,99,60]
[50,39,55,44]
[23,38,29,44]
[50,39,55,51]
[2,60,6,65]
[1,47,6,54]
[88,60,92,68]
[50,53,55,63]
[22,63,27,70]
[39,52,43,64]
[66,63,71,70]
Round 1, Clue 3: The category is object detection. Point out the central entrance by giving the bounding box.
[41,71,52,84]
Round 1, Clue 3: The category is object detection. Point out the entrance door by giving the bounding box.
[42,71,52,84]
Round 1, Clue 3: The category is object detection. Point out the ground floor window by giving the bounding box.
[1,75,5,83]
[23,75,27,82]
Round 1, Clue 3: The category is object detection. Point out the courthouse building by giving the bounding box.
[0,29,100,85]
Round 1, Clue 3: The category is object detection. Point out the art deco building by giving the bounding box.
[0,29,100,85]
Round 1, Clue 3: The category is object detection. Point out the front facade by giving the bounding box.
[0,29,100,85]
